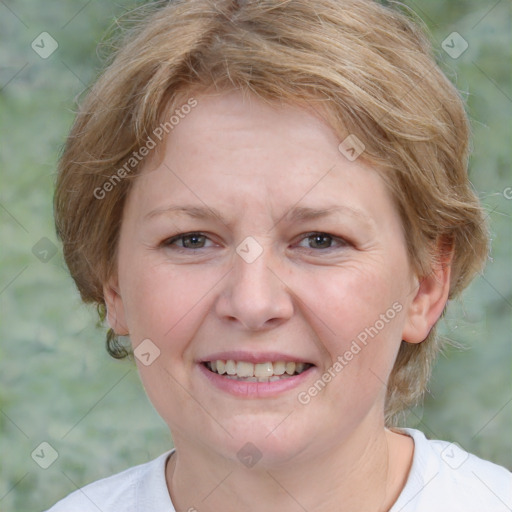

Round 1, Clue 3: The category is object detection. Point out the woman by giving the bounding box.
[48,0,511,510]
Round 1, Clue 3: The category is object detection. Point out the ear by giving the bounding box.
[103,275,129,336]
[402,237,453,344]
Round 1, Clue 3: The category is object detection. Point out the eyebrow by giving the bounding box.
[144,204,374,229]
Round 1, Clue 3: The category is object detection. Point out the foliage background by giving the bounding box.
[0,1,510,510]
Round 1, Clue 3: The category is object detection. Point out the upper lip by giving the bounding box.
[198,351,315,365]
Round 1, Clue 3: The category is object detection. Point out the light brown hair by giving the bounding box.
[54,0,489,425]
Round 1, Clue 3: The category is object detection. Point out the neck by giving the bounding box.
[165,423,413,512]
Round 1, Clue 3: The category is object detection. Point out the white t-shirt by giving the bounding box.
[45,428,511,511]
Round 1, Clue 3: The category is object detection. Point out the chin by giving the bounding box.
[214,413,312,468]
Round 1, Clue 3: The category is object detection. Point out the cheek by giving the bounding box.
[118,257,215,422]
[308,262,405,340]
[302,263,407,395]
[118,255,212,347]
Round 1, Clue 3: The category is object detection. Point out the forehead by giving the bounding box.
[126,90,399,231]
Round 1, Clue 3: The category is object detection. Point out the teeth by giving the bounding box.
[272,361,286,375]
[285,362,296,375]
[254,362,273,378]
[236,361,254,377]
[205,359,311,380]
[225,360,237,375]
[216,360,226,374]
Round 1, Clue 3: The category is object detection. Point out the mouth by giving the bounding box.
[201,360,314,382]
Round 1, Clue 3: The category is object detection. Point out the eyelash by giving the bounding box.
[161,231,350,253]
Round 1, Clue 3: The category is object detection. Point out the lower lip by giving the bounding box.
[197,363,316,398]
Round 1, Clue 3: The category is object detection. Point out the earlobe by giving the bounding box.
[402,238,453,344]
[103,277,129,336]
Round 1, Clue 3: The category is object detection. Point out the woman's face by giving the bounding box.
[107,90,427,466]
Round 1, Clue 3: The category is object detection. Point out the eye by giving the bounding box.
[162,232,214,250]
[296,232,349,251]
[161,231,349,253]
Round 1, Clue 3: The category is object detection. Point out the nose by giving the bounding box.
[214,239,295,331]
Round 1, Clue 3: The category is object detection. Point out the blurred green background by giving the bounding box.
[0,1,510,510]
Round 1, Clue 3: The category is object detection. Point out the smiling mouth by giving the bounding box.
[202,360,314,382]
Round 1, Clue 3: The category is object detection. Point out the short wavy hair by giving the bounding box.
[54,0,489,425]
